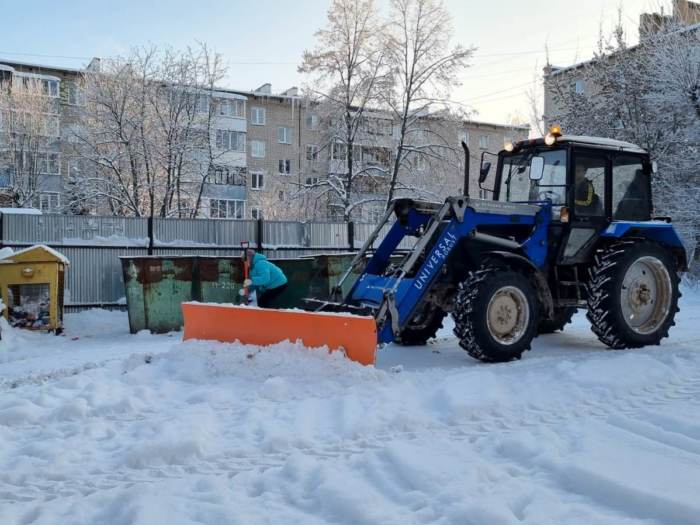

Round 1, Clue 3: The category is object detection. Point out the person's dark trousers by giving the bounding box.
[257,283,288,308]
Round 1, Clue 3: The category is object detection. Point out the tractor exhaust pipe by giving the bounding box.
[462,141,470,197]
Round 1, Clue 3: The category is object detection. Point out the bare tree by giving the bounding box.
[382,0,472,207]
[0,76,60,208]
[69,44,226,218]
[299,0,390,221]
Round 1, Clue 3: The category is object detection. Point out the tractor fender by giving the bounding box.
[482,250,554,319]
[600,222,689,271]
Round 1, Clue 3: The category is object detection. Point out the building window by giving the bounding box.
[67,82,85,106]
[479,188,490,199]
[218,98,245,118]
[332,143,347,161]
[38,79,59,98]
[196,95,210,114]
[574,80,585,94]
[278,126,292,144]
[478,135,490,149]
[305,176,319,186]
[278,190,284,201]
[278,159,291,174]
[363,146,391,169]
[209,166,244,185]
[250,140,266,158]
[251,207,263,220]
[305,113,319,129]
[459,131,470,144]
[37,152,60,175]
[216,130,246,152]
[251,106,266,125]
[39,192,60,212]
[413,153,426,171]
[68,158,81,178]
[43,114,60,137]
[209,198,245,219]
[362,117,392,136]
[251,171,264,190]
[306,144,319,161]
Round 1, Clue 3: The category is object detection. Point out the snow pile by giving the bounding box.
[0,289,698,523]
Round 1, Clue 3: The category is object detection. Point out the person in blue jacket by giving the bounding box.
[243,249,288,307]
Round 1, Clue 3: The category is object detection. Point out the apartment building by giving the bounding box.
[0,58,91,212]
[0,59,528,221]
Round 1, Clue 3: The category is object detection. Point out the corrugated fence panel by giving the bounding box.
[2,214,148,246]
[154,219,256,248]
[61,247,148,305]
[308,222,347,248]
[263,221,304,248]
[354,223,378,247]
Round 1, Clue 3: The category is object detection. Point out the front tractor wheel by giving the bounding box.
[452,268,540,363]
[586,240,680,349]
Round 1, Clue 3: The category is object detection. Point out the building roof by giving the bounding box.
[0,58,86,75]
[464,119,530,131]
[545,21,700,79]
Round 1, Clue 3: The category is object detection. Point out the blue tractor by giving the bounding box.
[310,128,688,362]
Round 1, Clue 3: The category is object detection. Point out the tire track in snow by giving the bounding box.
[3,370,700,507]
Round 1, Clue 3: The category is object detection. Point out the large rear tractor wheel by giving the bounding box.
[398,303,446,345]
[538,307,576,334]
[586,240,680,349]
[452,268,540,363]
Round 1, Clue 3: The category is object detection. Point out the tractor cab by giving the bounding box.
[483,125,653,222]
[479,126,655,266]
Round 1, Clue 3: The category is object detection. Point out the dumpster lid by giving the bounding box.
[0,244,70,264]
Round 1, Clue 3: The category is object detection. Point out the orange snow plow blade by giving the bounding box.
[182,303,378,365]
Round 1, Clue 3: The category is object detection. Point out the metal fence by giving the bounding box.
[0,213,384,309]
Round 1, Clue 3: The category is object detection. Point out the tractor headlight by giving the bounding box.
[544,133,557,146]
[504,141,514,152]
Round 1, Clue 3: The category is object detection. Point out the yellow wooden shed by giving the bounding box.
[0,245,69,333]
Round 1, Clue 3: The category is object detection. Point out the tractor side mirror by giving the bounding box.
[479,162,492,183]
[529,156,545,181]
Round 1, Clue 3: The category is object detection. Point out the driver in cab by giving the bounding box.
[574,163,602,215]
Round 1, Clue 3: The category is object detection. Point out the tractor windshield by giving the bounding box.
[498,149,567,204]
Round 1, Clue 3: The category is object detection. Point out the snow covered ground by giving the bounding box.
[1,288,700,525]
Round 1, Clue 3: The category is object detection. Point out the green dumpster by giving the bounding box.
[120,252,380,334]
[121,256,197,334]
[302,253,361,298]
[198,256,245,304]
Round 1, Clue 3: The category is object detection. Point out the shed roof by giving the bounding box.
[0,244,70,265]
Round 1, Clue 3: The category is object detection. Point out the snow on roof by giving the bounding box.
[546,22,700,79]
[0,244,70,264]
[0,58,85,74]
[0,208,42,215]
[558,135,647,153]
[465,119,530,131]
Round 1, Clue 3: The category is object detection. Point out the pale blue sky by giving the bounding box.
[0,0,671,123]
